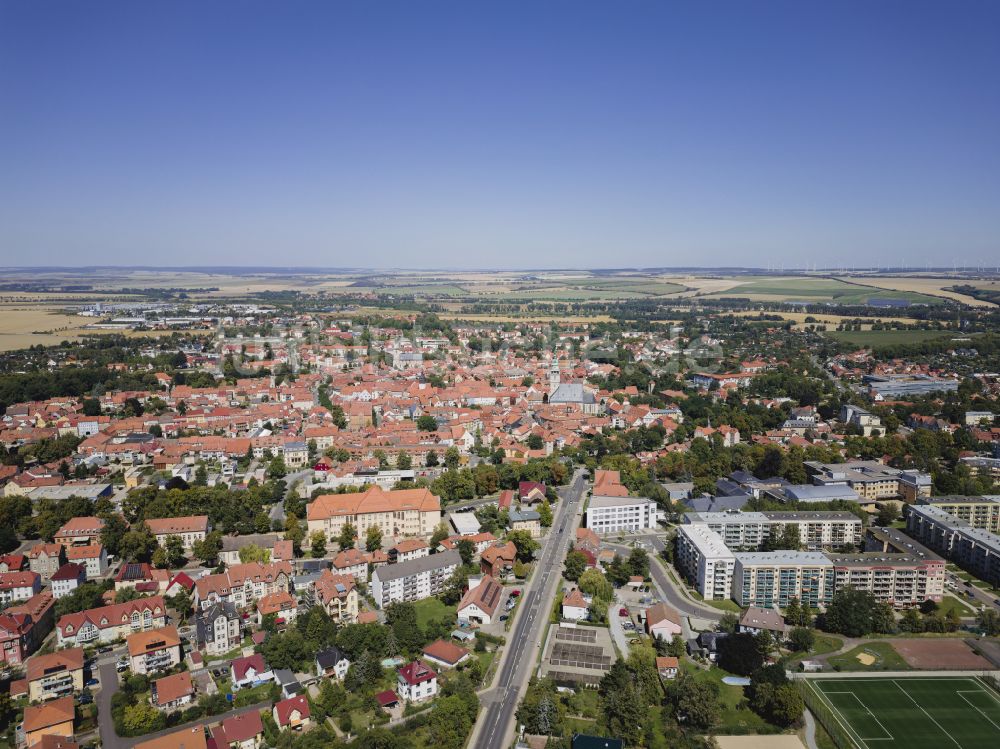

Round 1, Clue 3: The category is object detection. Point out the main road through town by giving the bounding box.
[470,468,589,749]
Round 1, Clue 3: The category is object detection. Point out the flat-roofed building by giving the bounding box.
[585,495,659,534]
[682,510,862,550]
[676,524,735,600]
[906,503,1000,587]
[371,549,460,609]
[916,495,1000,533]
[827,552,944,605]
[733,551,834,609]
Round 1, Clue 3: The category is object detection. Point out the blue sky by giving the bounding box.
[1,1,998,269]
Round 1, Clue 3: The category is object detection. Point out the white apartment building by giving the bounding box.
[586,495,660,534]
[676,524,735,600]
[682,511,862,550]
[370,549,461,609]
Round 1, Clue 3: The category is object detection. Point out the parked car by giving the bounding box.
[79,693,94,705]
[619,608,628,617]
[499,614,509,621]
[510,590,521,597]
[98,646,113,654]
[85,677,99,687]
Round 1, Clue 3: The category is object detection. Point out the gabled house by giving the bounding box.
[315,646,351,681]
[480,542,516,578]
[217,711,264,749]
[26,647,84,702]
[457,575,503,625]
[561,588,589,621]
[273,694,311,731]
[644,603,682,641]
[195,601,241,656]
[152,671,195,711]
[396,660,438,703]
[127,625,182,675]
[421,639,471,669]
[231,653,272,690]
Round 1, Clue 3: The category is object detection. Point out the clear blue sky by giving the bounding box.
[1,0,998,269]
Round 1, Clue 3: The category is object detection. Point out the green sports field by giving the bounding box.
[806,677,1000,749]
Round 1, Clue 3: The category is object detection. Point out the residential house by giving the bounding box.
[194,561,293,610]
[195,601,241,656]
[27,544,65,582]
[50,564,85,599]
[0,592,55,665]
[256,591,297,626]
[64,545,108,579]
[561,589,589,621]
[655,656,679,681]
[315,646,351,681]
[457,575,504,625]
[518,481,547,505]
[22,696,75,747]
[644,603,682,641]
[0,571,41,604]
[26,647,84,702]
[135,727,207,749]
[396,660,438,703]
[57,596,167,647]
[217,711,264,749]
[313,571,359,623]
[127,625,182,675]
[152,671,195,711]
[331,548,369,581]
[738,607,786,637]
[231,653,273,690]
[421,639,471,669]
[508,509,542,538]
[480,542,516,578]
[388,538,430,564]
[273,695,311,731]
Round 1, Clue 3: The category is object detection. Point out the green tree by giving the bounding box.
[267,455,287,479]
[337,522,357,550]
[516,679,564,736]
[900,607,924,633]
[239,544,271,564]
[605,553,630,587]
[788,626,815,652]
[444,447,460,470]
[876,503,900,526]
[430,522,450,548]
[507,529,539,562]
[599,660,645,744]
[978,607,1000,636]
[718,611,739,634]
[537,499,553,527]
[716,632,766,676]
[526,434,544,451]
[119,523,157,563]
[310,530,328,557]
[168,588,194,623]
[627,547,649,578]
[191,530,223,566]
[563,550,588,582]
[396,451,412,470]
[365,524,383,553]
[456,538,475,566]
[417,414,438,431]
[668,671,720,730]
[165,534,186,567]
[121,701,165,735]
[820,587,882,637]
[426,450,439,467]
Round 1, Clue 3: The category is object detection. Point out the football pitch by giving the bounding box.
[806,677,1000,749]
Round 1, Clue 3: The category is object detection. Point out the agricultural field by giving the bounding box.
[703,277,943,305]
[0,307,96,351]
[806,676,1000,749]
[835,275,1000,307]
[824,329,968,347]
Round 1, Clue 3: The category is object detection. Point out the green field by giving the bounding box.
[707,277,943,305]
[412,597,457,629]
[825,329,962,347]
[828,642,911,672]
[807,677,1000,749]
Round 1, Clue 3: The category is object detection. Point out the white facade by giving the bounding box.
[586,495,660,534]
[676,524,735,600]
[370,550,460,609]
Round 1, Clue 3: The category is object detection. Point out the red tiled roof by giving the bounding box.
[397,659,436,685]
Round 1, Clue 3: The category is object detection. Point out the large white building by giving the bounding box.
[586,495,660,534]
[370,549,461,609]
[675,524,735,600]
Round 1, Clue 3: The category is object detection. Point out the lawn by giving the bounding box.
[707,277,943,305]
[680,663,781,734]
[786,633,844,663]
[412,597,456,629]
[806,676,1000,749]
[824,329,960,347]
[935,595,976,618]
[689,590,742,613]
[827,642,911,672]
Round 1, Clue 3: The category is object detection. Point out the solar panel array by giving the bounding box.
[549,642,612,670]
[555,627,597,643]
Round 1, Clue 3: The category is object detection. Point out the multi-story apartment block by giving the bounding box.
[371,549,460,609]
[26,647,85,702]
[307,486,442,542]
[128,625,182,675]
[65,544,108,579]
[861,373,959,398]
[827,552,944,605]
[906,503,1000,587]
[54,516,106,547]
[196,601,241,656]
[916,496,1000,533]
[0,592,54,667]
[27,544,64,582]
[675,524,735,600]
[682,511,862,551]
[194,561,293,610]
[145,515,211,552]
[0,571,41,605]
[733,551,835,609]
[56,596,168,647]
[585,495,660,534]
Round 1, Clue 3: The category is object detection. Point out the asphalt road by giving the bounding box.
[471,469,588,749]
[609,534,723,622]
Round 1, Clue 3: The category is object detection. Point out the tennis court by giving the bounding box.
[806,677,1000,749]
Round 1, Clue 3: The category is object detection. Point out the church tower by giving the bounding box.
[549,359,561,390]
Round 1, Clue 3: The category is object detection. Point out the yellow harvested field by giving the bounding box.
[729,310,923,329]
[438,312,614,323]
[0,308,87,335]
[831,275,997,307]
